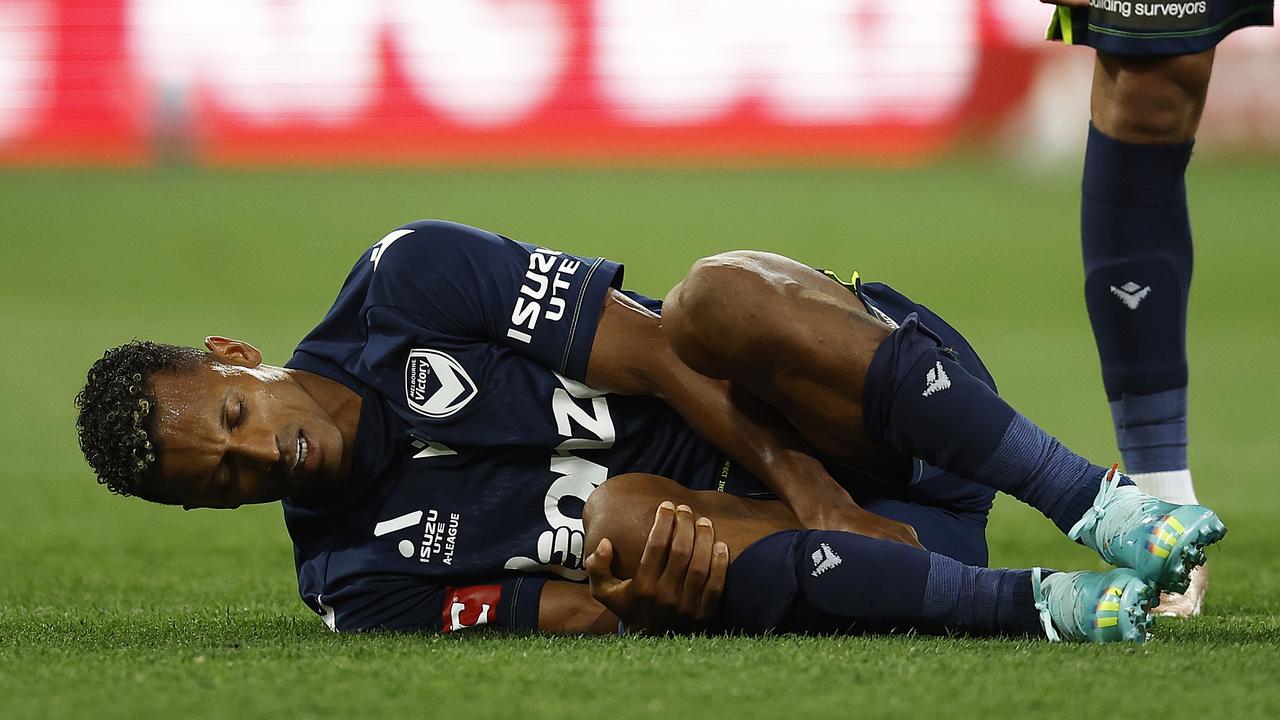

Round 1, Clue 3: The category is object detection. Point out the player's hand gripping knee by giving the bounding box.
[816,505,924,549]
[584,501,729,634]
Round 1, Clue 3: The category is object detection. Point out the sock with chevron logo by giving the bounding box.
[1081,123,1195,492]
[862,315,1116,534]
[716,530,1041,636]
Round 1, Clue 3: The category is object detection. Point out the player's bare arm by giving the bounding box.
[533,582,620,635]
[585,267,921,548]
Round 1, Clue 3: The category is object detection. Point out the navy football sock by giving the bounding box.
[862,315,1109,533]
[1109,388,1188,475]
[1082,123,1193,474]
[715,530,1041,637]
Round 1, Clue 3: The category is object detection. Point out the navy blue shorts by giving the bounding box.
[718,275,997,568]
[1047,1,1273,55]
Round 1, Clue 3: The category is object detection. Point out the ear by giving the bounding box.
[204,336,263,368]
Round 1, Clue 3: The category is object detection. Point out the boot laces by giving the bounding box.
[1067,464,1154,562]
[1032,567,1062,642]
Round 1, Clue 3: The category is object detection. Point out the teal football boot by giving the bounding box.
[1068,465,1227,593]
[1032,567,1156,643]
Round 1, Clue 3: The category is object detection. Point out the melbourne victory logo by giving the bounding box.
[404,349,478,418]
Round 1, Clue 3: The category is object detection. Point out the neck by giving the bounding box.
[288,368,363,490]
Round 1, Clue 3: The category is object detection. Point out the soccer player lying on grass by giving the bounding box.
[74,220,1226,642]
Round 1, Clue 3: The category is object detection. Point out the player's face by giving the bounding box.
[148,343,349,509]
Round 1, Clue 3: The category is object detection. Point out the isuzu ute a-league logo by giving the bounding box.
[374,509,462,565]
[1089,0,1210,31]
[404,349,477,418]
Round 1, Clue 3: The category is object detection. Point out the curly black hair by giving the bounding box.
[75,341,208,500]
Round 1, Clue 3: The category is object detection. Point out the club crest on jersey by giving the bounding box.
[404,349,478,418]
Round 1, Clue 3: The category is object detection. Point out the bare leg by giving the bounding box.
[661,251,893,463]
[658,248,1121,541]
[1091,50,1213,143]
[584,472,801,578]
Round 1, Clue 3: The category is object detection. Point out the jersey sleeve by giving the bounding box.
[367,220,625,381]
[305,574,547,634]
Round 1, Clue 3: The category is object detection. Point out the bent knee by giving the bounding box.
[582,475,638,541]
[665,253,771,332]
[1095,97,1199,143]
[1093,51,1213,143]
[584,474,692,551]
[663,251,812,377]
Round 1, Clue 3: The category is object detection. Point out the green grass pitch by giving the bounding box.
[1,163,1278,719]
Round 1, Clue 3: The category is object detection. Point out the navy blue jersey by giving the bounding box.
[282,220,729,633]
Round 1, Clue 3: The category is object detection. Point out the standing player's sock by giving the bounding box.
[1110,390,1197,504]
[861,315,1119,534]
[1129,469,1198,506]
[714,530,1042,637]
[1081,123,1197,503]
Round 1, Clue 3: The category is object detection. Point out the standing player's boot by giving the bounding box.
[1068,465,1226,593]
[1155,565,1208,617]
[1032,567,1156,643]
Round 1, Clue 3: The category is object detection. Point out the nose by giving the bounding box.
[231,427,280,471]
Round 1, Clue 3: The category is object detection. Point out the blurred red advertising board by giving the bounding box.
[0,0,1267,166]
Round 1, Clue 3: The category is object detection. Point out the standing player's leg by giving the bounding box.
[1047,0,1274,613]
[1085,50,1211,505]
[660,251,1224,594]
[1082,50,1213,614]
[585,474,1156,642]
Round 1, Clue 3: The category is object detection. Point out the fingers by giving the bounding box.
[888,519,925,550]
[584,538,625,600]
[634,501,677,591]
[677,516,715,617]
[862,519,924,550]
[604,500,731,633]
[904,526,925,550]
[655,504,697,603]
[900,534,925,549]
[584,537,615,585]
[697,541,729,621]
[859,515,925,550]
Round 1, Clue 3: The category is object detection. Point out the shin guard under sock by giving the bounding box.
[716,530,1041,637]
[862,315,1109,533]
[1082,123,1194,474]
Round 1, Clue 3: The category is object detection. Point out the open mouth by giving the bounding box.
[293,431,309,473]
